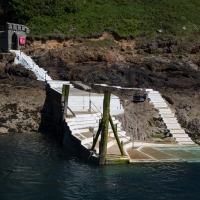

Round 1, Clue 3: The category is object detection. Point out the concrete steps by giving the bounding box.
[11,50,52,81]
[65,106,132,153]
[146,89,196,145]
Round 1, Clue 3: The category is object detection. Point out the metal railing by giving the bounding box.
[67,106,76,117]
[89,98,134,150]
[89,100,102,119]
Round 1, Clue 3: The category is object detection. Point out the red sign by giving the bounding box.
[19,37,26,45]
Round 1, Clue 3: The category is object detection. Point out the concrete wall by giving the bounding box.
[0,23,30,52]
[48,85,99,163]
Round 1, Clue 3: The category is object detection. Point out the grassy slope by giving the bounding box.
[1,0,200,41]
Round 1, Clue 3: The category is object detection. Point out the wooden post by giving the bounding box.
[91,120,102,150]
[99,92,111,165]
[109,115,125,156]
[59,84,70,144]
[61,84,70,120]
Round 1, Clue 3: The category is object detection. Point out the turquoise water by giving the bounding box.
[0,133,200,200]
[155,147,200,162]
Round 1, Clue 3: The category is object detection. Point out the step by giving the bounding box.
[175,137,193,142]
[107,140,117,148]
[152,101,166,103]
[170,129,185,134]
[164,120,178,124]
[166,125,182,130]
[68,119,121,127]
[155,105,169,109]
[177,141,195,145]
[145,89,154,92]
[159,110,174,116]
[123,142,133,149]
[148,94,162,96]
[151,102,166,105]
[172,133,189,137]
[159,108,172,112]
[93,123,122,129]
[149,97,163,100]
[165,122,180,126]
[81,137,94,145]
[163,117,178,122]
[74,113,101,118]
[71,128,90,134]
[119,137,131,143]
[149,91,160,94]
[109,131,127,138]
[160,114,175,118]
[69,123,99,129]
[67,120,99,126]
[149,96,164,99]
[163,118,177,122]
[153,103,167,106]
[166,122,181,127]
[153,104,168,110]
[65,116,100,122]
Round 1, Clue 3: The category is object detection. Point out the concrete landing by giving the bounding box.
[48,81,199,164]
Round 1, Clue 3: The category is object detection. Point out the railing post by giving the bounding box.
[89,92,91,113]
[99,92,111,165]
[89,100,91,113]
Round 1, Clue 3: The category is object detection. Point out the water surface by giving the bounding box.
[0,133,200,200]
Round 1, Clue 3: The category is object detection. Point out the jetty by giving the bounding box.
[11,50,200,164]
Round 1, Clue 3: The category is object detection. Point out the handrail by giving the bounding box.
[13,50,52,81]
[90,106,102,119]
[90,99,132,147]
[90,100,102,115]
[67,106,76,117]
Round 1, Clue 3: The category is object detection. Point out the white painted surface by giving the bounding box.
[11,51,195,148]
[11,50,52,81]
[146,89,195,145]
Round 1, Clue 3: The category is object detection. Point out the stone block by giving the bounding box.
[7,23,12,30]
[25,28,30,34]
[17,25,21,31]
[13,24,17,31]
[21,26,25,31]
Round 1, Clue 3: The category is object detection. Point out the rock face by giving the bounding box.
[29,40,200,142]
[1,35,200,144]
[0,53,46,133]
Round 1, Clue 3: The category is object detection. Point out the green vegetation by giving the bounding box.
[1,0,200,41]
[106,158,130,164]
[151,135,164,139]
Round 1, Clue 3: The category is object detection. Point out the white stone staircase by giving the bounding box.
[10,51,196,149]
[46,80,133,154]
[10,50,52,81]
[65,112,132,153]
[146,89,195,145]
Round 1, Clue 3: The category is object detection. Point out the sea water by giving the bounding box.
[0,133,200,200]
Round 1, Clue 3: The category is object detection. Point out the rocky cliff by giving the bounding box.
[1,35,200,144]
[0,53,46,133]
[26,35,200,143]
